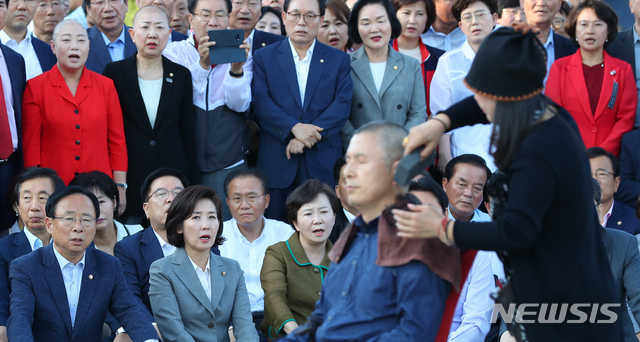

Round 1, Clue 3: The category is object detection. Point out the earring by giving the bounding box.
[606,39,608,42]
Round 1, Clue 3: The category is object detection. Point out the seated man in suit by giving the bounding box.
[111,168,188,339]
[0,168,64,342]
[218,168,293,334]
[6,186,159,342]
[617,129,640,209]
[605,0,639,128]
[84,0,135,74]
[135,0,187,42]
[32,0,66,44]
[329,156,357,242]
[163,0,252,220]
[252,0,352,221]
[588,147,640,235]
[593,179,640,342]
[282,122,449,342]
[0,0,56,79]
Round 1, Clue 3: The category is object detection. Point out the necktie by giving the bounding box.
[0,73,11,159]
[33,239,42,250]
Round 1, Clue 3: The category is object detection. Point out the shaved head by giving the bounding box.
[133,5,169,26]
[52,19,85,42]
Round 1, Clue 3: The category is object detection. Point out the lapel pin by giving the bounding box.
[89,275,93,280]
[618,221,622,225]
[261,43,266,47]
[221,271,226,276]
[169,73,174,77]
[166,78,173,83]
[320,59,324,63]
[393,66,398,70]
[610,70,616,76]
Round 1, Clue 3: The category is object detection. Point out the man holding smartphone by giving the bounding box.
[163,0,251,220]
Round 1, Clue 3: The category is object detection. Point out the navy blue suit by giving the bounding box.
[0,230,31,326]
[252,29,285,55]
[606,27,636,79]
[31,34,56,73]
[0,43,26,233]
[617,129,640,208]
[553,32,577,61]
[6,244,158,342]
[170,30,187,42]
[85,26,136,74]
[606,201,640,235]
[252,39,352,220]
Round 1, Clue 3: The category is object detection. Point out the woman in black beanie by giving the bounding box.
[398,25,622,341]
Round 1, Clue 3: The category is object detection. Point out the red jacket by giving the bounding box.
[22,65,127,184]
[546,50,636,156]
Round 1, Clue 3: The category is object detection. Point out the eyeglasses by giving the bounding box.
[91,0,122,8]
[228,194,265,204]
[146,187,183,202]
[502,8,524,16]
[37,0,63,9]
[194,10,228,22]
[460,10,490,23]
[551,18,565,29]
[231,0,260,8]
[593,170,614,179]
[286,11,319,23]
[52,215,96,228]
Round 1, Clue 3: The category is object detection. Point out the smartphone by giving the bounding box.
[207,29,246,65]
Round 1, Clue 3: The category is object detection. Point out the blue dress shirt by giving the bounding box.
[52,245,85,327]
[100,26,126,62]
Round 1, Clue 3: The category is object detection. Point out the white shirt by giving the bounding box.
[430,40,496,171]
[0,46,16,152]
[138,78,163,128]
[218,217,294,311]
[188,254,212,301]
[369,61,386,93]
[23,227,46,251]
[398,46,422,62]
[343,208,356,223]
[115,221,144,242]
[420,26,466,52]
[0,28,42,80]
[542,30,555,86]
[163,33,252,113]
[152,229,176,257]
[53,245,85,327]
[447,209,494,341]
[289,38,315,106]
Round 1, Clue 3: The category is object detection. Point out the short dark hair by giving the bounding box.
[69,171,120,218]
[496,0,518,18]
[85,0,129,10]
[565,0,618,49]
[188,0,232,14]
[409,176,448,212]
[325,0,353,48]
[333,156,346,184]
[283,0,326,16]
[348,0,402,44]
[260,6,286,35]
[165,185,225,248]
[443,154,491,182]
[141,168,190,203]
[558,0,570,16]
[592,178,601,205]
[587,147,620,177]
[12,167,65,207]
[391,0,436,33]
[286,179,340,227]
[452,0,498,22]
[45,186,100,219]
[223,168,270,197]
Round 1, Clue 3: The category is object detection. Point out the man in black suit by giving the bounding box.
[606,0,639,127]
[0,0,55,80]
[0,0,26,239]
[520,0,576,79]
[135,0,188,42]
[84,0,136,74]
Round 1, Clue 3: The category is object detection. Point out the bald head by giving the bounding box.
[52,19,85,43]
[133,5,169,26]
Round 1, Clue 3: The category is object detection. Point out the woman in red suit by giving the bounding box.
[546,0,636,157]
[22,20,128,212]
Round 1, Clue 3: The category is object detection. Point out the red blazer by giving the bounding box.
[22,65,127,184]
[546,50,636,156]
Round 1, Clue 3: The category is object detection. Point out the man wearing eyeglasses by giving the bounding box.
[0,0,56,79]
[6,186,160,342]
[495,0,525,28]
[588,147,640,235]
[84,0,136,74]
[218,168,293,339]
[252,0,352,223]
[111,168,192,341]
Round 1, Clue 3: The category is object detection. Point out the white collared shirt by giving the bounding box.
[152,229,176,257]
[603,200,615,227]
[344,208,356,223]
[420,26,466,52]
[23,227,47,251]
[542,30,555,86]
[0,28,42,80]
[288,38,316,106]
[218,217,293,311]
[188,254,212,301]
[53,244,85,327]
[0,45,16,152]
[430,40,496,171]
[100,26,126,62]
[163,33,252,113]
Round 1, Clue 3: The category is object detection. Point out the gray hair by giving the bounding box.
[52,19,85,43]
[353,121,408,168]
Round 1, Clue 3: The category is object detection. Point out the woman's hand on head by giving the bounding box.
[392,203,443,239]
[403,115,450,160]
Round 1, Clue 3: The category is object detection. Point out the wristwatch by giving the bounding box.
[115,327,126,336]
[115,183,128,189]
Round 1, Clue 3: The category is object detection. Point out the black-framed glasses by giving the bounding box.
[286,11,319,23]
[52,215,96,228]
[146,188,183,202]
[228,194,265,204]
[593,170,614,179]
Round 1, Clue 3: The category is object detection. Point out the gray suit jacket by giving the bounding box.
[148,248,258,342]
[342,47,427,147]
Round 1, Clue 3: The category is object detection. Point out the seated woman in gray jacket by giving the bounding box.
[149,185,258,342]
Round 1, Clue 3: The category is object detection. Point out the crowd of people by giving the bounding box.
[0,0,638,340]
